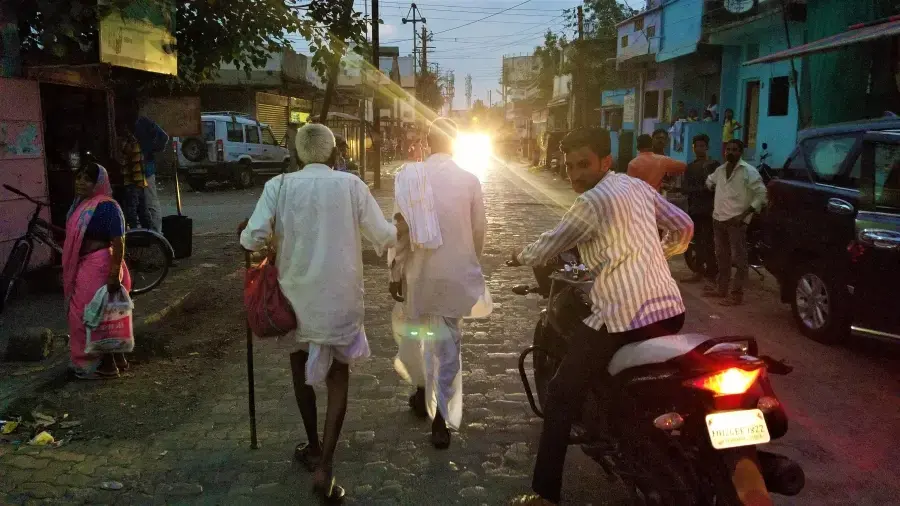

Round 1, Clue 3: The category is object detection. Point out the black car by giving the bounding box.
[762,118,900,344]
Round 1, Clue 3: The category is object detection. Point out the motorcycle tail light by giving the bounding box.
[685,368,761,396]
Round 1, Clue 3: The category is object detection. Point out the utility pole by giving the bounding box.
[372,0,382,188]
[574,5,586,128]
[489,90,492,108]
[465,74,473,109]
[402,3,426,83]
[421,26,428,75]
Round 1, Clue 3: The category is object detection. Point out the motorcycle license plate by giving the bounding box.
[706,409,770,449]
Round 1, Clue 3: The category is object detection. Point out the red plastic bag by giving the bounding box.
[244,257,297,338]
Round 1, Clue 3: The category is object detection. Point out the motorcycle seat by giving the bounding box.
[607,333,711,376]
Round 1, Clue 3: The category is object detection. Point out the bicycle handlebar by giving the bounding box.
[3,184,46,206]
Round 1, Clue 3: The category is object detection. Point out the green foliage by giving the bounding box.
[581,0,637,39]
[12,0,368,90]
[532,30,568,101]
[416,70,443,111]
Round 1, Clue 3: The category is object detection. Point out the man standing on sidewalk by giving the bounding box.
[118,126,153,230]
[509,128,693,506]
[627,134,687,191]
[240,123,399,502]
[704,139,767,306]
[682,133,720,284]
[134,116,169,232]
[389,118,488,450]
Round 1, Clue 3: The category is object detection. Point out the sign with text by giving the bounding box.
[99,0,177,76]
[623,93,636,124]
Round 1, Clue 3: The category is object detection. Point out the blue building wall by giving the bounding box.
[710,14,804,166]
[657,0,704,62]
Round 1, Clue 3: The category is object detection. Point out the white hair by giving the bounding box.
[296,123,336,164]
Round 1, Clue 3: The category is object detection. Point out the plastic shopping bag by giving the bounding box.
[85,286,134,354]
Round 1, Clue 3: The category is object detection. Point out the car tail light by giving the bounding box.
[216,139,224,162]
[685,368,761,396]
[172,140,178,153]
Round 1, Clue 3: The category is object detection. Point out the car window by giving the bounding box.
[803,135,860,189]
[261,128,277,146]
[245,125,260,144]
[873,142,900,208]
[782,147,807,179]
[201,121,216,142]
[226,121,243,142]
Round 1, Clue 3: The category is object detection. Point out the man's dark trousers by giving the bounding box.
[531,313,685,502]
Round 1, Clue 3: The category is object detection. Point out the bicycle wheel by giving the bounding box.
[0,238,33,313]
[124,230,171,295]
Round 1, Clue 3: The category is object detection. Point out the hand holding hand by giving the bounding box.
[394,213,409,238]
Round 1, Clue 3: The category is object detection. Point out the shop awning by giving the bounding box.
[744,16,900,66]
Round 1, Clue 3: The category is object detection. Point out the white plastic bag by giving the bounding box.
[84,286,134,354]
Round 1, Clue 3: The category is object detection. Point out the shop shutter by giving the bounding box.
[256,102,288,144]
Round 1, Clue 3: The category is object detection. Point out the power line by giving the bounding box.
[430,0,534,36]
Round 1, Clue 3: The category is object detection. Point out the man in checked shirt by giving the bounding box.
[509,128,694,506]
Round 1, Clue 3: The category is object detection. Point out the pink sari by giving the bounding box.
[62,165,131,374]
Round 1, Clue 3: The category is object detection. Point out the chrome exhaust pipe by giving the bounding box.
[757,450,805,496]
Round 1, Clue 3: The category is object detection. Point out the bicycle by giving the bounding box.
[0,184,174,313]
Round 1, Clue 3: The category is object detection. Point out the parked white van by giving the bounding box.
[175,112,290,190]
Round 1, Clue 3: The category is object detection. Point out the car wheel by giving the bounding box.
[790,262,849,344]
[236,163,254,189]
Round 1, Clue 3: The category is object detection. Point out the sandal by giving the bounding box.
[114,353,130,372]
[312,476,345,504]
[431,418,451,450]
[294,442,323,472]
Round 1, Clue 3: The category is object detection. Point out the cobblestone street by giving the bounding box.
[2,160,899,505]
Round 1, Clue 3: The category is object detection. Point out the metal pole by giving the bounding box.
[244,251,258,450]
[576,6,585,128]
[372,0,382,188]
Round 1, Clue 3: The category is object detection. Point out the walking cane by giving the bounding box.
[245,250,259,450]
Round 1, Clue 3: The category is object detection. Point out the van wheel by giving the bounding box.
[790,262,849,344]
[236,163,254,189]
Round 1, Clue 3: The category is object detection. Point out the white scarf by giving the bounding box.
[394,160,442,250]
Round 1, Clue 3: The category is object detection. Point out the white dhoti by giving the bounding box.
[391,289,492,431]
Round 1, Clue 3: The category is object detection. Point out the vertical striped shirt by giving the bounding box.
[517,172,694,333]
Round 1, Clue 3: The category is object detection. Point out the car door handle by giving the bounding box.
[858,229,900,250]
[826,198,854,215]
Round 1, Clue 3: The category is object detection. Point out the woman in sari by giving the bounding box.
[62,162,131,379]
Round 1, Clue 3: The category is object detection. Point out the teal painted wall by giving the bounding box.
[713,16,804,166]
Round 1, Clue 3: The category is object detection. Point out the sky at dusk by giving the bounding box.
[290,0,619,111]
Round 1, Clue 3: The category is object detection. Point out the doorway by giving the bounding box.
[743,80,761,152]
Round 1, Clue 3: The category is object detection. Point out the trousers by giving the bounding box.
[713,219,748,296]
[531,313,685,503]
[124,184,153,230]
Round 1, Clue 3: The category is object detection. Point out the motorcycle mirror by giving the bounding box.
[761,142,768,149]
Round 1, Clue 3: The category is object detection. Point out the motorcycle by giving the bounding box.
[511,252,804,505]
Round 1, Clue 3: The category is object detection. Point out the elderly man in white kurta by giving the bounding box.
[389,118,489,449]
[240,123,397,501]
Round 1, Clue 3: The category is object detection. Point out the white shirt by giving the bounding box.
[240,164,397,342]
[389,153,487,319]
[706,159,768,223]
[518,172,693,333]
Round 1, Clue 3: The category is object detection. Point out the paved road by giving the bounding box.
[1,159,898,505]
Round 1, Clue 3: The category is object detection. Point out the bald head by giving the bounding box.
[427,118,458,154]
[296,123,337,165]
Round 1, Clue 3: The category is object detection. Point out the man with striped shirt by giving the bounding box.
[509,128,693,506]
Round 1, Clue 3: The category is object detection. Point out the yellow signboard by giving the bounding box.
[99,3,177,76]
